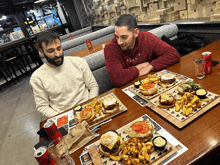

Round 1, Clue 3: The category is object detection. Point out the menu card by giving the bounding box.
[50,110,76,133]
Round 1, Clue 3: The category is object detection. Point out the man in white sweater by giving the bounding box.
[30,31,99,118]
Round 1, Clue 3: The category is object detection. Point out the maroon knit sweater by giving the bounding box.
[104,31,180,87]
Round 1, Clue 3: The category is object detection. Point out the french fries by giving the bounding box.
[175,92,202,116]
[109,137,154,164]
[85,98,103,114]
[142,74,160,84]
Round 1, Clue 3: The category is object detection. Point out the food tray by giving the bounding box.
[128,71,182,101]
[74,93,127,128]
[147,86,220,129]
[92,115,177,165]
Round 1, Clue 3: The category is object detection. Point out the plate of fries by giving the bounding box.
[74,93,127,127]
[93,115,177,165]
[149,85,219,121]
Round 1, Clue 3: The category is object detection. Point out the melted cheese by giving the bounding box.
[100,131,121,150]
[161,93,174,102]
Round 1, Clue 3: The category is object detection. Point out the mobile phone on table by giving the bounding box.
[212,60,219,67]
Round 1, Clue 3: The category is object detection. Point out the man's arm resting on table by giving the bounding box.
[136,62,154,77]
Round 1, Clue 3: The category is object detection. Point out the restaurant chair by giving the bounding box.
[0,54,13,82]
[23,43,43,67]
[3,50,25,81]
[18,45,34,72]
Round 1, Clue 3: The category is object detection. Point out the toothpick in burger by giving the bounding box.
[98,131,121,156]
[103,96,119,114]
[126,121,153,142]
[139,82,158,96]
[157,92,176,108]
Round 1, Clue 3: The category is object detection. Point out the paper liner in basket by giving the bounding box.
[64,121,95,154]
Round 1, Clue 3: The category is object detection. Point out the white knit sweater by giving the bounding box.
[30,56,99,118]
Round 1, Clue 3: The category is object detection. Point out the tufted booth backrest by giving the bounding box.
[148,24,178,40]
[60,26,93,42]
[83,50,114,95]
[62,26,115,56]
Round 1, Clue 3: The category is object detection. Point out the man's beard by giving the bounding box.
[120,34,136,51]
[44,53,64,67]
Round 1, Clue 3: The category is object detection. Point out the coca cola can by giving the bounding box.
[202,52,212,74]
[44,120,63,144]
[34,146,58,165]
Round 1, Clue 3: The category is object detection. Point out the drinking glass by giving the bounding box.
[48,137,75,165]
[194,58,205,79]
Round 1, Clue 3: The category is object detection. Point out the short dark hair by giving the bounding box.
[37,31,60,50]
[115,14,137,31]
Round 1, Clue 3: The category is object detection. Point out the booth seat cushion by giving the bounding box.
[83,50,114,94]
[60,26,92,41]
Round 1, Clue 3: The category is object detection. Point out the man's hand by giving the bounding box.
[138,64,154,77]
[135,62,151,72]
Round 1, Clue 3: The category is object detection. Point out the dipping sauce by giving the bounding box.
[153,136,166,147]
[196,89,206,95]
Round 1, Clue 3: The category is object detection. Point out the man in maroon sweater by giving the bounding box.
[104,14,180,87]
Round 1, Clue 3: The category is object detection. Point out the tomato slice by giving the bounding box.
[131,123,143,132]
[142,83,155,90]
[80,108,92,119]
[131,122,149,134]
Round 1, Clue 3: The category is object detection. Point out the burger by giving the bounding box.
[139,83,158,96]
[126,121,153,142]
[159,73,176,88]
[157,92,176,108]
[79,108,96,122]
[98,131,121,156]
[178,81,201,95]
[103,96,119,114]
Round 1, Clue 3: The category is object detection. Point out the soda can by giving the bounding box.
[34,146,58,165]
[44,120,63,144]
[202,52,212,74]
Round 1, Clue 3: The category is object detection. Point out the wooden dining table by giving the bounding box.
[40,40,220,164]
[67,39,112,58]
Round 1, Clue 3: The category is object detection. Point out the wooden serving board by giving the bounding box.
[128,71,182,101]
[92,115,177,165]
[74,93,127,128]
[147,86,220,129]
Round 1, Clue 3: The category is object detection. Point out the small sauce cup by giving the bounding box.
[152,136,167,150]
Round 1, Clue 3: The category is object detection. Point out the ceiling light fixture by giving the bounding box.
[34,0,47,3]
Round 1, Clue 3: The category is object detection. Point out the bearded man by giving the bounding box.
[30,31,99,118]
[104,14,180,87]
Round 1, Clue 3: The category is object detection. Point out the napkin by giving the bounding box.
[64,121,96,154]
